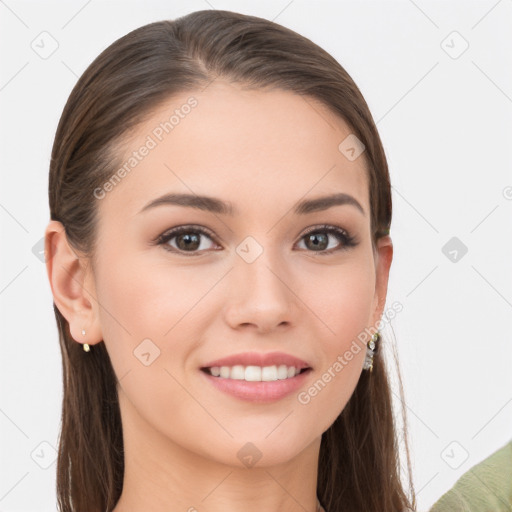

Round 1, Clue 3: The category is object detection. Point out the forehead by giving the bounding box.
[98,80,370,220]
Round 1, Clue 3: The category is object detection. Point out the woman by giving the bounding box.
[44,9,416,512]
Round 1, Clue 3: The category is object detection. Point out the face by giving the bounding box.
[79,80,392,467]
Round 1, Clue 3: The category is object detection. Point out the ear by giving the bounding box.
[44,220,103,347]
[370,235,393,329]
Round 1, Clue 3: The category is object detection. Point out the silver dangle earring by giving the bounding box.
[81,328,90,352]
[363,331,380,372]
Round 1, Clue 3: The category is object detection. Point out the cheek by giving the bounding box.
[93,254,170,378]
[94,256,202,431]
[303,260,375,345]
[96,252,211,340]
[295,263,374,425]
[94,252,216,390]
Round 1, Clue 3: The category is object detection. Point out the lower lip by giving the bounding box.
[200,368,312,403]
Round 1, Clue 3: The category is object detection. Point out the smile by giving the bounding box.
[202,364,309,381]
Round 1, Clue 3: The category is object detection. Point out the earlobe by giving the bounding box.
[44,220,102,346]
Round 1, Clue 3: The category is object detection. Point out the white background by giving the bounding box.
[1,1,511,510]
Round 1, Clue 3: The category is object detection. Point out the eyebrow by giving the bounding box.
[138,192,365,216]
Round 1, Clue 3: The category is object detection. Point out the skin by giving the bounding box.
[45,80,393,512]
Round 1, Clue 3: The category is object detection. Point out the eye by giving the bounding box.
[154,223,358,256]
[296,224,358,254]
[155,225,220,255]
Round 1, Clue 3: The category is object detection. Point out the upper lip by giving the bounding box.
[201,351,311,370]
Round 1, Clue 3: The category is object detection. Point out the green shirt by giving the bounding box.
[429,439,512,512]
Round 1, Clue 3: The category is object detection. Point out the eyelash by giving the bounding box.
[154,224,358,257]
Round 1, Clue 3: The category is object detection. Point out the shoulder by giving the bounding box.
[429,439,512,512]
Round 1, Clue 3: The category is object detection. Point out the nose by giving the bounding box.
[223,250,296,334]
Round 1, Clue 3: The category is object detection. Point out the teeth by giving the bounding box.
[208,364,303,381]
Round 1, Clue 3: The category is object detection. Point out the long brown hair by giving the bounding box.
[48,9,416,511]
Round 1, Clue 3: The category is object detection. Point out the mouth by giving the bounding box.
[200,365,311,381]
[199,365,313,403]
[199,351,313,401]
[200,351,311,375]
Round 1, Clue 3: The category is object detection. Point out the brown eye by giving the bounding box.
[297,225,358,254]
[174,232,201,251]
[156,225,219,254]
[154,223,358,257]
[304,232,329,251]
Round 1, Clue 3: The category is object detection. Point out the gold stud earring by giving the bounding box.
[81,328,90,352]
